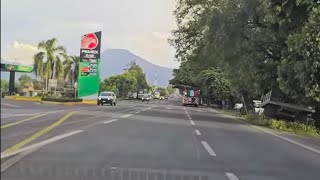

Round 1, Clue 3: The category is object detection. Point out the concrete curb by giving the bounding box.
[4,96,41,102]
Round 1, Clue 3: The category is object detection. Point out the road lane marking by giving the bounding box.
[255,125,320,155]
[195,129,201,136]
[190,120,195,125]
[225,173,239,180]
[2,111,76,154]
[229,116,320,155]
[201,141,216,156]
[135,111,141,114]
[1,113,49,129]
[121,114,132,118]
[2,103,20,108]
[197,110,202,112]
[103,119,118,124]
[1,130,83,159]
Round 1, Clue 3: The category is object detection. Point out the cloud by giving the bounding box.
[1,41,39,65]
[152,32,170,40]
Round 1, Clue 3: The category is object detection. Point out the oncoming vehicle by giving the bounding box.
[141,94,150,102]
[97,91,116,106]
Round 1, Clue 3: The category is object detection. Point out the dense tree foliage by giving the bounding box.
[33,38,68,91]
[18,74,32,87]
[101,62,148,97]
[1,79,9,92]
[170,0,320,115]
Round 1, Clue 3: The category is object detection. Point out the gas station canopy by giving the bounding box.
[0,63,33,73]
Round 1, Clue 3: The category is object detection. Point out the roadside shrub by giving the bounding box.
[270,119,319,136]
[41,97,83,102]
[245,114,270,126]
[245,113,319,136]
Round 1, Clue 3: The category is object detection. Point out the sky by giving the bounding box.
[1,0,179,68]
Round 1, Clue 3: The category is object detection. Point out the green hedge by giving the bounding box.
[41,97,83,102]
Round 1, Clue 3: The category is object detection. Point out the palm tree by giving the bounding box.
[64,55,80,87]
[33,38,67,92]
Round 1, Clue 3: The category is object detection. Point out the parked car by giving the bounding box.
[97,91,116,106]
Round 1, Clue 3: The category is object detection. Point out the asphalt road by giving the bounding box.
[1,98,320,180]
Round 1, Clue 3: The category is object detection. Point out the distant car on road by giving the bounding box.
[97,91,116,106]
[142,94,150,102]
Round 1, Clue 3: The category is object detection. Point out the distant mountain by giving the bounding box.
[101,49,173,87]
[1,50,174,87]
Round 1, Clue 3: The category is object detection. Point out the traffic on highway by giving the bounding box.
[1,0,320,180]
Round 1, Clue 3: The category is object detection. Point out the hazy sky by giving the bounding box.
[1,0,179,68]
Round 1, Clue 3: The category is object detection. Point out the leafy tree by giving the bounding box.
[64,55,80,86]
[127,61,148,90]
[156,87,169,97]
[170,0,320,117]
[18,74,32,87]
[32,79,43,90]
[1,79,9,92]
[101,72,137,98]
[33,38,67,91]
[166,85,175,95]
[194,68,230,106]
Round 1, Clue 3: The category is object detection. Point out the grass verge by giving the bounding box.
[244,114,319,137]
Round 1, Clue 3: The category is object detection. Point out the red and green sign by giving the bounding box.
[78,31,102,99]
[4,64,33,72]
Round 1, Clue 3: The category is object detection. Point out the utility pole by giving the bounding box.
[154,68,158,88]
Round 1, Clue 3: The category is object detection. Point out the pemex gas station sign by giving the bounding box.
[78,31,102,99]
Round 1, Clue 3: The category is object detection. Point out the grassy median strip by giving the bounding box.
[1,113,49,129]
[3,111,76,154]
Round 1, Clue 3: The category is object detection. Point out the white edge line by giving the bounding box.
[255,125,320,155]
[103,119,118,124]
[1,130,83,159]
[195,129,201,136]
[201,141,216,156]
[3,103,20,108]
[225,172,239,180]
[135,111,140,114]
[121,114,132,118]
[230,117,320,155]
[190,120,195,125]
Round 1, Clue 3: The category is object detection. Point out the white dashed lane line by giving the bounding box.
[225,172,239,180]
[201,141,216,156]
[195,129,201,136]
[103,119,118,124]
[190,120,195,125]
[121,114,133,118]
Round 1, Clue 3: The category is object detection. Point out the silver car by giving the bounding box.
[97,91,117,106]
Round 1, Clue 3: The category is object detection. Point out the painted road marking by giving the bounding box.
[195,129,201,136]
[229,116,320,155]
[2,103,20,108]
[2,111,76,154]
[190,120,195,125]
[1,130,83,159]
[225,173,239,180]
[256,125,320,155]
[135,111,141,114]
[1,113,48,129]
[103,119,118,124]
[197,110,203,112]
[121,114,132,118]
[201,141,216,156]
